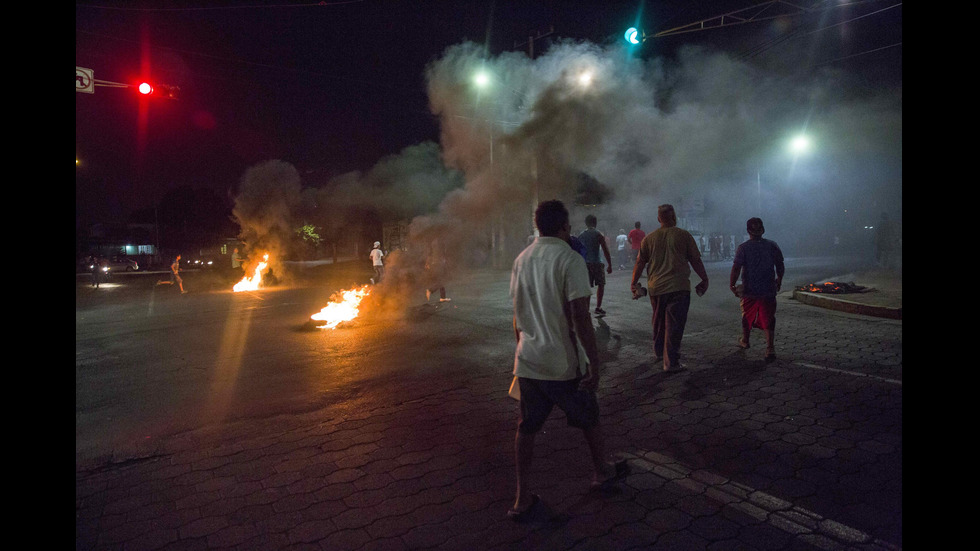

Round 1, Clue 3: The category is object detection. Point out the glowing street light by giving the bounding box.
[757,133,816,214]
[473,70,490,89]
[789,134,811,155]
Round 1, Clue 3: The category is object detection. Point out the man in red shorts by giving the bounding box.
[730,217,785,361]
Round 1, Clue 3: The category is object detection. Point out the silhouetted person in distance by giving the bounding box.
[231,247,243,278]
[423,242,451,303]
[730,217,784,362]
[631,204,709,373]
[627,221,645,267]
[171,254,187,293]
[508,200,629,521]
[369,241,385,283]
[875,212,895,269]
[578,214,613,316]
[615,229,628,270]
[90,255,102,288]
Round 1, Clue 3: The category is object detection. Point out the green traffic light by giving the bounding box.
[625,27,640,45]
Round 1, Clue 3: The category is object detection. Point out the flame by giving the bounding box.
[311,285,371,329]
[797,281,849,294]
[233,253,269,292]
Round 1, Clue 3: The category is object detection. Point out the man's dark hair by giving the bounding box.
[535,200,569,237]
[634,221,641,228]
[585,214,597,228]
[658,204,677,227]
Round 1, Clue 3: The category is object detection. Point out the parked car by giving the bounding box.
[183,256,216,270]
[106,256,139,272]
[79,257,135,273]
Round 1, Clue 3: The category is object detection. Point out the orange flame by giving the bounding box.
[233,253,269,292]
[798,281,847,294]
[311,285,371,329]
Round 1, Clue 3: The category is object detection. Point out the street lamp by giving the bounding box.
[789,134,810,155]
[757,133,814,215]
[467,63,597,255]
[473,70,490,89]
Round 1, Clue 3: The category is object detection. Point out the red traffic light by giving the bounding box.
[135,81,179,99]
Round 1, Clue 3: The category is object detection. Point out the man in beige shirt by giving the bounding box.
[630,204,708,372]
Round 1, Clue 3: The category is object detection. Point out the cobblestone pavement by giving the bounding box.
[76,266,901,550]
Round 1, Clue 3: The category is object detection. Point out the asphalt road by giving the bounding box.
[76,256,869,468]
[76,255,902,550]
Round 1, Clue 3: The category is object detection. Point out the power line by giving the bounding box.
[813,42,901,67]
[75,1,368,13]
[740,2,901,60]
[75,27,425,101]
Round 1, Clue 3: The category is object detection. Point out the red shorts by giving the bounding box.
[741,297,776,330]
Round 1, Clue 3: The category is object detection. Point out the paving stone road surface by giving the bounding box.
[76,261,901,550]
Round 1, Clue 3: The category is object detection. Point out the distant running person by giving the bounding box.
[171,255,187,294]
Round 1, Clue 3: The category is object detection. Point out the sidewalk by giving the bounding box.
[790,268,902,320]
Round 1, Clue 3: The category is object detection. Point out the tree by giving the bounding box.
[296,223,322,260]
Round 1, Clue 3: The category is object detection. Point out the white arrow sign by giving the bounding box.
[76,67,94,94]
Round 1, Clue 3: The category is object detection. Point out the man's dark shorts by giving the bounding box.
[517,377,600,434]
[586,262,606,287]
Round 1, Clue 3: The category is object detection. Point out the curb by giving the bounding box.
[792,290,902,320]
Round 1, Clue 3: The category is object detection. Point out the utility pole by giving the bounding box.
[514,26,553,241]
[514,25,554,60]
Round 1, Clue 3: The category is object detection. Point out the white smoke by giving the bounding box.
[232,35,900,284]
[419,38,900,257]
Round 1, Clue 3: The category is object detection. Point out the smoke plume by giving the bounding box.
[232,160,302,282]
[232,36,900,293]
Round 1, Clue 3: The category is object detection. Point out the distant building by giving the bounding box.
[78,223,157,261]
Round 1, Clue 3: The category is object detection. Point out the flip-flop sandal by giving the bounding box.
[591,459,631,491]
[506,493,540,522]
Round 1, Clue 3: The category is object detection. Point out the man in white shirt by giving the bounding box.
[616,229,628,270]
[508,200,628,521]
[369,241,384,283]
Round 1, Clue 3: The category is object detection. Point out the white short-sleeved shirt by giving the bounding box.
[616,234,628,251]
[370,248,384,266]
[510,236,593,380]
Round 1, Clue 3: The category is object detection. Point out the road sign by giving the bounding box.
[76,67,94,94]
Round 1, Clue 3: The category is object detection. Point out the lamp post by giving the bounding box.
[472,65,596,211]
[471,65,597,259]
[471,70,534,263]
[758,132,812,217]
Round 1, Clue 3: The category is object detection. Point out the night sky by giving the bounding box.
[76,1,902,236]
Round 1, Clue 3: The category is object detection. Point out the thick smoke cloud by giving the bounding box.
[233,36,900,291]
[232,160,302,281]
[309,141,463,220]
[420,39,900,260]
